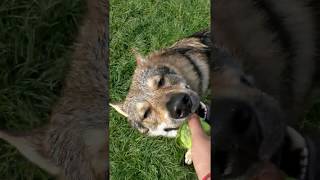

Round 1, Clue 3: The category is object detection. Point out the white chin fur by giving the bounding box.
[148,129,178,137]
[148,123,178,137]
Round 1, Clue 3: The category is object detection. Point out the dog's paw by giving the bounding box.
[184,149,193,165]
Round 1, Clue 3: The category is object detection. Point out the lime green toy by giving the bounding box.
[176,118,211,149]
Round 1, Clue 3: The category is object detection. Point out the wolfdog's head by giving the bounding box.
[111,41,209,137]
[211,47,287,179]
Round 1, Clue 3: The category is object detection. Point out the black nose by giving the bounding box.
[166,93,193,119]
[212,98,255,135]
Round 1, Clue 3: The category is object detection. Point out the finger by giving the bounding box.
[188,114,206,138]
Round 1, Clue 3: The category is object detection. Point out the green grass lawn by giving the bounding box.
[109,0,210,179]
[0,0,84,179]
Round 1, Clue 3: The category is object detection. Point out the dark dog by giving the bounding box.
[211,0,320,179]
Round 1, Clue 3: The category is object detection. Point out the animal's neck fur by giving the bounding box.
[146,38,210,94]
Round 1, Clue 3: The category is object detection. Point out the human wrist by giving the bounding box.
[195,162,211,180]
[201,172,211,180]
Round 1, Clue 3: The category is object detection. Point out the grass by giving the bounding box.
[0,0,84,179]
[109,0,210,179]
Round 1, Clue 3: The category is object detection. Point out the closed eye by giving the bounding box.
[158,76,165,87]
[240,75,253,87]
[143,108,151,119]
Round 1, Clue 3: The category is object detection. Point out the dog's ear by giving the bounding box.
[0,130,60,175]
[109,102,128,117]
[131,48,146,65]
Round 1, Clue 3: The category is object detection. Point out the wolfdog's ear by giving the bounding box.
[109,102,128,117]
[131,48,146,65]
[0,130,60,175]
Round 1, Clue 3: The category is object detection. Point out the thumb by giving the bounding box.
[188,114,207,139]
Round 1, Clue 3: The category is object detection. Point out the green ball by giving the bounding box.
[176,118,211,149]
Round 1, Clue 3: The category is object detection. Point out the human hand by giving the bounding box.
[188,114,211,179]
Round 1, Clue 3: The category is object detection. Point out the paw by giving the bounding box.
[184,149,193,165]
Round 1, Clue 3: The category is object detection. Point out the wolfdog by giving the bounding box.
[0,0,108,179]
[110,30,211,164]
[212,0,320,179]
